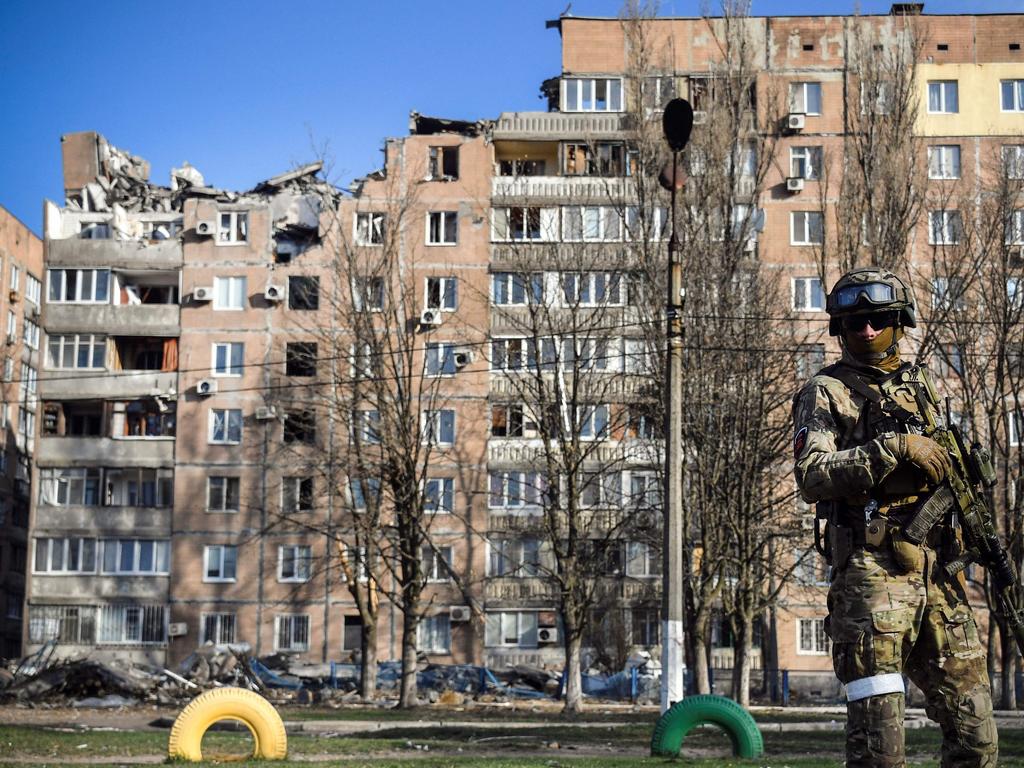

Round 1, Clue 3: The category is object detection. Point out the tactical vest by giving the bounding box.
[819,361,940,513]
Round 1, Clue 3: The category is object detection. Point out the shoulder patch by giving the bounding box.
[793,426,808,459]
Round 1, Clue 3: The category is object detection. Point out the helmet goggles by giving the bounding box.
[832,281,896,309]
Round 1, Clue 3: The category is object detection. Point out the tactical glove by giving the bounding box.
[882,433,952,486]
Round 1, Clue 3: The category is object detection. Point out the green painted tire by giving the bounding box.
[650,694,763,758]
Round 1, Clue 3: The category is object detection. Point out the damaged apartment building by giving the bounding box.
[20,7,1024,695]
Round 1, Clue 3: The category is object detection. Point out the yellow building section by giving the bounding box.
[917,63,1024,136]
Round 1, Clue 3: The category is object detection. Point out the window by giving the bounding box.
[422,545,453,581]
[207,476,240,513]
[350,341,375,379]
[1002,80,1024,112]
[47,268,110,303]
[563,142,633,176]
[427,211,458,245]
[26,274,41,305]
[213,276,246,310]
[275,614,310,651]
[1003,145,1024,180]
[642,75,677,110]
[632,608,660,646]
[563,77,623,112]
[491,403,538,438]
[625,541,662,577]
[354,212,385,245]
[428,145,459,180]
[796,344,826,379]
[18,407,34,439]
[931,276,966,311]
[20,363,36,400]
[491,337,534,371]
[578,405,610,440]
[284,410,316,444]
[28,605,94,644]
[39,467,101,506]
[100,539,170,574]
[1006,210,1024,245]
[353,409,381,444]
[47,334,106,369]
[424,477,454,513]
[212,342,243,376]
[201,613,236,645]
[488,471,547,508]
[6,310,15,342]
[342,615,363,650]
[288,276,320,310]
[793,548,831,586]
[209,408,243,444]
[562,206,622,242]
[485,611,537,647]
[278,545,313,582]
[928,80,959,113]
[491,205,557,241]
[350,477,380,510]
[492,272,544,306]
[624,206,670,242]
[33,537,96,573]
[498,158,546,176]
[488,537,542,577]
[626,404,658,439]
[217,211,248,243]
[929,210,963,245]
[861,80,892,115]
[789,82,822,115]
[22,318,39,351]
[1009,277,1024,310]
[79,222,111,239]
[204,544,238,581]
[98,604,165,645]
[934,343,964,378]
[425,276,457,310]
[10,265,20,293]
[423,409,455,445]
[791,212,823,245]
[353,276,384,312]
[581,470,622,507]
[792,277,825,311]
[417,614,451,653]
[103,467,173,507]
[341,546,370,583]
[425,342,456,376]
[283,476,314,513]
[628,471,662,511]
[562,272,624,305]
[790,146,822,180]
[928,145,961,179]
[797,617,830,654]
[624,338,652,374]
[286,342,317,376]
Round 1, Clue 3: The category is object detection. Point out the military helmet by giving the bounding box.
[825,267,916,336]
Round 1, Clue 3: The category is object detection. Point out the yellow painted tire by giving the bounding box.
[167,686,288,761]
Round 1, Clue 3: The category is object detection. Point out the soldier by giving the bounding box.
[792,267,998,768]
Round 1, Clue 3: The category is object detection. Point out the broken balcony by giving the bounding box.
[45,272,180,336]
[40,338,178,401]
[37,398,175,466]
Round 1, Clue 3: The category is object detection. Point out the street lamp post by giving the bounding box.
[659,98,693,713]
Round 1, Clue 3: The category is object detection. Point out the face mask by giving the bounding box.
[843,327,904,371]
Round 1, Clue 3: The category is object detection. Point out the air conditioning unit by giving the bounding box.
[787,113,806,131]
[255,406,277,421]
[193,286,214,302]
[692,110,708,125]
[449,605,471,622]
[4,333,14,346]
[538,627,559,644]
[453,349,474,368]
[264,284,285,303]
[196,378,218,396]
[195,220,216,237]
[786,176,806,193]
[168,622,188,637]
[1009,246,1024,268]
[419,309,442,328]
[742,238,757,253]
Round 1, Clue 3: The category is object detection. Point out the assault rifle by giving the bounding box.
[892,365,1024,657]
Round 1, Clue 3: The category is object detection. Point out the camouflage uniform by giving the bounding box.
[793,355,997,768]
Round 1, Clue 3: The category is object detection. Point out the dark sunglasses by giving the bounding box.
[841,311,899,332]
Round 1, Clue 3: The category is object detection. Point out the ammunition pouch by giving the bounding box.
[902,485,954,544]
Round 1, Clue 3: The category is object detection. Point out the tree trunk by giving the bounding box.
[731,617,752,707]
[359,620,378,701]
[398,610,419,708]
[692,617,711,695]
[563,632,584,713]
[1001,631,1017,710]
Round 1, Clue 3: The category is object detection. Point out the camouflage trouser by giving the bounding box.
[828,540,998,768]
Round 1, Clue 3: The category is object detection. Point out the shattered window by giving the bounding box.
[427,211,458,245]
[207,476,240,512]
[286,342,317,376]
[425,276,457,310]
[209,408,243,444]
[428,146,459,180]
[79,222,111,239]
[283,476,314,513]
[422,545,453,581]
[218,211,248,244]
[283,410,316,444]
[202,613,236,644]
[288,276,320,310]
[353,276,384,312]
[354,212,385,245]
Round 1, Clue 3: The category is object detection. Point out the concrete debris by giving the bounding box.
[171,162,205,191]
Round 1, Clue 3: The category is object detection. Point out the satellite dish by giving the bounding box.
[662,98,694,152]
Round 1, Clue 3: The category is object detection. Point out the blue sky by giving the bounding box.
[2,0,1021,234]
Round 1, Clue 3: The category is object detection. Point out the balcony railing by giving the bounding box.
[493,111,629,140]
[492,175,634,201]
